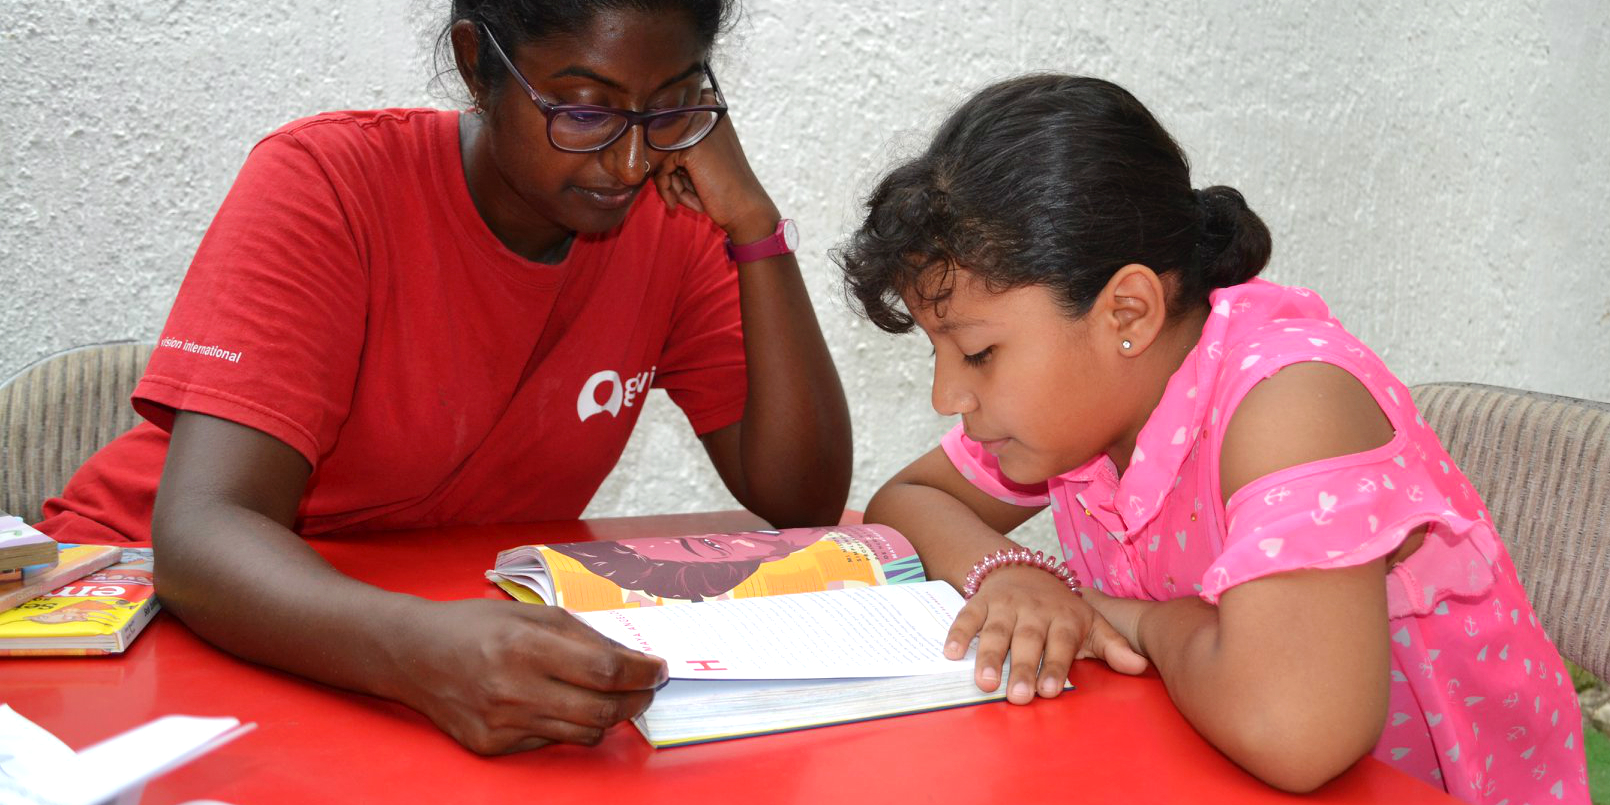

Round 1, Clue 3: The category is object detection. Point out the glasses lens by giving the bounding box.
[550,109,629,151]
[645,110,719,150]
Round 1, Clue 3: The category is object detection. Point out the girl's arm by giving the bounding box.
[154,411,669,754]
[866,447,1147,703]
[657,116,852,528]
[1086,362,1401,792]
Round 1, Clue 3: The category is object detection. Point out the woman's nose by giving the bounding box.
[605,125,651,184]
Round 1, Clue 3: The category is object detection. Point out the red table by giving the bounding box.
[2,512,1458,804]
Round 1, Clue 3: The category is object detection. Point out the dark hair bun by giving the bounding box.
[1194,186,1271,289]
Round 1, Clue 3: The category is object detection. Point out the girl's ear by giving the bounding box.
[450,20,489,109]
[1100,264,1169,357]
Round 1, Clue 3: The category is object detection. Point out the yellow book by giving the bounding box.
[0,548,158,656]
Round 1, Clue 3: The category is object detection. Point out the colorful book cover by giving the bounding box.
[0,548,159,656]
[487,524,928,612]
[0,544,122,612]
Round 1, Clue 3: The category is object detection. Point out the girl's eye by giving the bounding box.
[962,346,994,367]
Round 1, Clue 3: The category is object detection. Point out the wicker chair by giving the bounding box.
[0,342,153,523]
[1411,382,1610,682]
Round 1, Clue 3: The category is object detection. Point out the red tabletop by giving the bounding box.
[0,512,1458,804]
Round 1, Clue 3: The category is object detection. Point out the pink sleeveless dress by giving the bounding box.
[942,279,1588,803]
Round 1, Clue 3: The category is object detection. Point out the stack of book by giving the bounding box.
[0,516,160,656]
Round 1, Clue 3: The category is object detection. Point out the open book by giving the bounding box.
[487,526,1060,747]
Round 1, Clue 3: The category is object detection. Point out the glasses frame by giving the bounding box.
[480,24,729,154]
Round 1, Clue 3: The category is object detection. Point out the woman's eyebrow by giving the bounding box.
[547,62,704,94]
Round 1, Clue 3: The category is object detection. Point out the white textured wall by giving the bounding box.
[3,1,1606,544]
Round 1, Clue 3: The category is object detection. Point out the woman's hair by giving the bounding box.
[435,1,736,104]
[837,74,1272,333]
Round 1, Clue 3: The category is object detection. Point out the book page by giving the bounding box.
[576,580,973,679]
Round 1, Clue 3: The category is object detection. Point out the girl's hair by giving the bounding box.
[435,0,736,103]
[837,74,1272,333]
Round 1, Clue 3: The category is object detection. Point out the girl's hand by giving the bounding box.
[391,598,668,755]
[1078,585,1149,652]
[945,566,1149,704]
[651,95,780,243]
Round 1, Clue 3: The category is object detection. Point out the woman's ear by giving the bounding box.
[1100,264,1169,357]
[450,20,488,109]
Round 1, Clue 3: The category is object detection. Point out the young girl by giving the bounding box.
[838,74,1587,802]
[37,0,851,755]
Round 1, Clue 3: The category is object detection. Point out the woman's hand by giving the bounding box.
[945,566,1149,704]
[652,95,779,242]
[391,599,668,755]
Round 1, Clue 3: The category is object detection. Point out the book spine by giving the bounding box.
[114,599,163,652]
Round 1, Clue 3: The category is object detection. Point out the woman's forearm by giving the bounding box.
[729,236,852,526]
[154,498,425,701]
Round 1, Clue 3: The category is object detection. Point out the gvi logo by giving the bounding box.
[577,366,656,422]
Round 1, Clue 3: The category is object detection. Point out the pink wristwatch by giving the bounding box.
[726,219,798,263]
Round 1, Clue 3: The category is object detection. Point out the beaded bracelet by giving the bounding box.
[961,547,1082,599]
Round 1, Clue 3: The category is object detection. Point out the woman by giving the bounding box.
[37,0,851,754]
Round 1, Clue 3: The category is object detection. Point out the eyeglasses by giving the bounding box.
[481,25,729,153]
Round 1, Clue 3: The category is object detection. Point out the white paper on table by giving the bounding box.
[576,579,975,679]
[0,705,253,805]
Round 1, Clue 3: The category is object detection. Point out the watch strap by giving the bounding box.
[726,219,797,263]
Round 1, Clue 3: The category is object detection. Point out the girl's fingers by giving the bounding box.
[972,608,1014,693]
[1082,615,1150,676]
[1037,616,1081,697]
[1005,615,1049,704]
[944,600,986,659]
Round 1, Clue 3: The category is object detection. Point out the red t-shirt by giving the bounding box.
[39,109,746,544]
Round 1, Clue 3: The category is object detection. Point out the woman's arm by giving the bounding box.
[1085,362,1400,791]
[694,236,851,526]
[655,116,851,528]
[867,447,1147,702]
[154,411,668,754]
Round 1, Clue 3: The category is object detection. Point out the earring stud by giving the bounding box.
[1121,339,1132,350]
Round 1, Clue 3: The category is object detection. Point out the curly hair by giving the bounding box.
[836,74,1271,333]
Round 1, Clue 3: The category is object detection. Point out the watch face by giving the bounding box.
[781,219,799,250]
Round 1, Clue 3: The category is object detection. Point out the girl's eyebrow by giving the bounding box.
[932,316,982,335]
[547,62,704,94]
